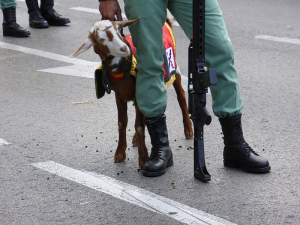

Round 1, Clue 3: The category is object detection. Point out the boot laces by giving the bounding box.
[234,126,257,155]
[149,148,163,160]
[50,9,62,17]
[11,23,22,29]
[30,11,44,20]
[242,142,257,155]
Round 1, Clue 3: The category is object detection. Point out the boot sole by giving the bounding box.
[30,23,49,28]
[3,31,30,37]
[142,158,173,177]
[46,20,70,26]
[224,160,271,173]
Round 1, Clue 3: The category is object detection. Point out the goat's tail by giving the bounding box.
[166,10,174,29]
[166,17,173,29]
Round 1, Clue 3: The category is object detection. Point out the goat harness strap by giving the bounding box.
[100,47,133,94]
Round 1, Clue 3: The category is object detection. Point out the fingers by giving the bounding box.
[116,10,123,21]
[99,1,122,21]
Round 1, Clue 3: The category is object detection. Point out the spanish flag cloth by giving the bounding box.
[125,22,177,88]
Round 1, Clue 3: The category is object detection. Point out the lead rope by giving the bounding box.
[101,18,131,94]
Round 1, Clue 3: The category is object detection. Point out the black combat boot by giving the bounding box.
[2,7,30,37]
[143,114,173,177]
[219,114,271,173]
[25,0,49,28]
[40,0,70,26]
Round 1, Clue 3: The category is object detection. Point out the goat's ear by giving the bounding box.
[117,18,140,28]
[70,39,93,58]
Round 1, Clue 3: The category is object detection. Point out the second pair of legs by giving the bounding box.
[25,0,70,28]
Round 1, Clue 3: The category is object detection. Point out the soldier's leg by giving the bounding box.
[169,0,243,117]
[124,0,173,177]
[169,0,270,173]
[1,0,17,9]
[125,0,168,118]
[1,0,31,37]
[25,0,49,28]
[40,0,70,26]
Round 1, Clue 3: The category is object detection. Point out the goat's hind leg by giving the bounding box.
[172,67,194,139]
[132,132,138,147]
[114,95,128,163]
[133,105,148,169]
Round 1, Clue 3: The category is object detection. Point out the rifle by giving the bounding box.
[188,0,217,182]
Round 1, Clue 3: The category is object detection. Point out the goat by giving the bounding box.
[70,18,193,169]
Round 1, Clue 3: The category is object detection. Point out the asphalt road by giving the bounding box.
[0,0,299,224]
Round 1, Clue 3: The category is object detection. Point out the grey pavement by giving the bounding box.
[0,0,299,224]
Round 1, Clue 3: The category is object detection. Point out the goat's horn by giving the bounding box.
[117,18,140,28]
[70,39,93,58]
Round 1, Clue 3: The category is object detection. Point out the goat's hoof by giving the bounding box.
[185,128,194,139]
[132,134,138,147]
[138,155,148,169]
[139,161,145,169]
[184,120,194,139]
[114,153,126,163]
[132,139,138,147]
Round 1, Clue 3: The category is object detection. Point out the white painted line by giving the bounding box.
[0,138,12,146]
[39,64,98,79]
[17,0,58,5]
[70,7,127,20]
[70,6,105,14]
[255,35,300,46]
[0,41,192,91]
[32,161,236,225]
[0,42,94,66]
[70,7,180,26]
[0,41,99,78]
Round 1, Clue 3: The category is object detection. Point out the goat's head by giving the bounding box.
[70,18,139,61]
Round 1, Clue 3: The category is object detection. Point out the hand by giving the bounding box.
[99,0,123,21]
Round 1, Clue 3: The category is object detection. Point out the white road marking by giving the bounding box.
[0,41,99,78]
[17,0,58,5]
[0,138,12,146]
[255,35,300,46]
[70,7,180,26]
[0,41,189,90]
[70,7,127,20]
[32,161,236,225]
[40,64,98,79]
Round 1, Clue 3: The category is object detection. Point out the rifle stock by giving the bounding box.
[188,0,217,182]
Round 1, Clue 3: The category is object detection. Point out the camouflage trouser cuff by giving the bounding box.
[1,0,17,10]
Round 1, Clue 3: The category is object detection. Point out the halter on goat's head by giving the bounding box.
[70,18,139,61]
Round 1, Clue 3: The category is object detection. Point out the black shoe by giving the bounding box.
[41,8,70,26]
[2,7,30,37]
[219,114,271,173]
[25,0,48,28]
[29,11,49,28]
[143,114,173,177]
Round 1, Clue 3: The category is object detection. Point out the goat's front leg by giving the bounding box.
[173,72,194,139]
[133,105,148,169]
[114,94,128,163]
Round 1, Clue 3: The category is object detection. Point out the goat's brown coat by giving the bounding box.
[71,19,193,169]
